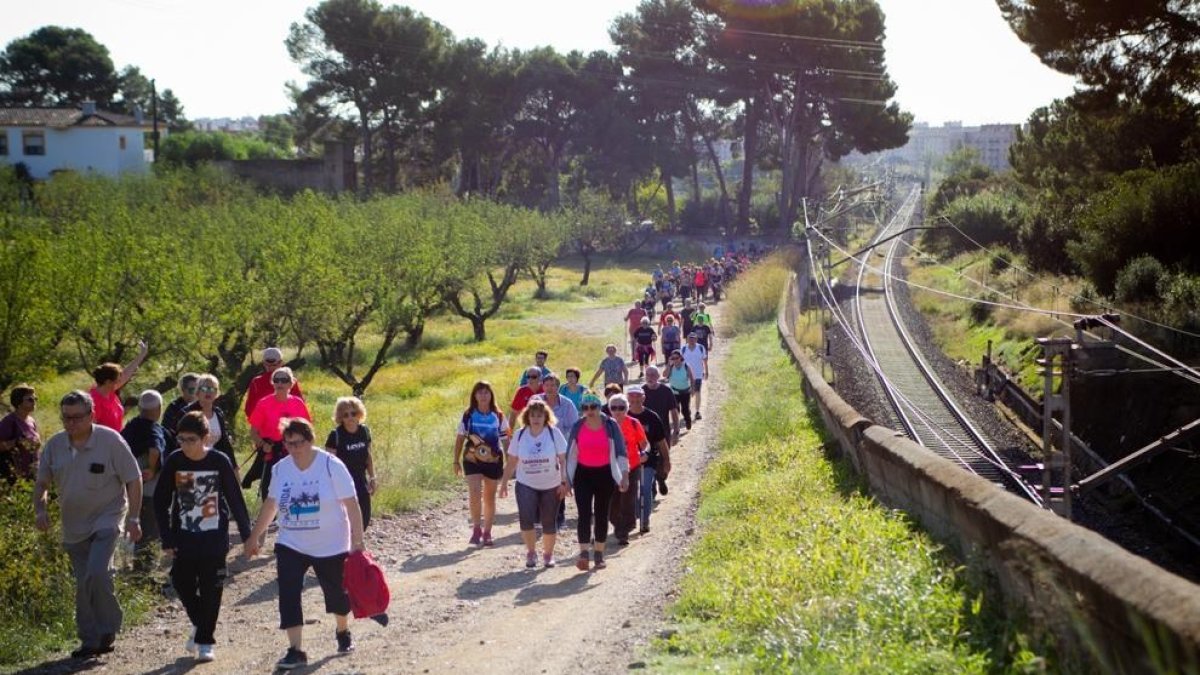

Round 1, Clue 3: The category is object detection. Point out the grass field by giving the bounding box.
[649,323,1048,672]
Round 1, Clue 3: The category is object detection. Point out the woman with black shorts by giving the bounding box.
[454,381,509,547]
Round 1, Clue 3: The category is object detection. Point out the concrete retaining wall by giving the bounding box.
[776,271,1200,671]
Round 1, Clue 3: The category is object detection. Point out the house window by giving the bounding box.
[22,131,45,156]
[119,135,127,150]
[0,133,7,156]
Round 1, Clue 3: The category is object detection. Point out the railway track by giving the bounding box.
[852,186,1042,503]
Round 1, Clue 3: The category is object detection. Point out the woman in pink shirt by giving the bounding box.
[89,340,149,431]
[565,393,629,571]
[248,367,312,501]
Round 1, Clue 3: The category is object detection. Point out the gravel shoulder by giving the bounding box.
[19,305,729,675]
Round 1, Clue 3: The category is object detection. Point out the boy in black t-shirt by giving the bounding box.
[325,397,377,529]
[154,411,251,663]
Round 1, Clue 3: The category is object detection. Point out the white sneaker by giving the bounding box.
[196,644,215,662]
[185,628,197,654]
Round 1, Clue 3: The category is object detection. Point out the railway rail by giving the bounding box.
[848,186,1043,504]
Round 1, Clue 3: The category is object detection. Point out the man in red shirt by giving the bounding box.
[509,368,544,423]
[244,347,303,420]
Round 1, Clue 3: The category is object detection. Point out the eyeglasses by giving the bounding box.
[581,404,600,411]
[23,396,36,403]
[272,378,291,385]
[283,439,307,449]
[177,435,202,444]
[61,412,90,422]
[609,405,627,411]
[198,385,218,394]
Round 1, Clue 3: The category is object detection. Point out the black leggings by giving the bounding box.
[674,388,692,424]
[573,465,615,544]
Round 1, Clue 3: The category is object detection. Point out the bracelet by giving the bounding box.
[127,517,140,524]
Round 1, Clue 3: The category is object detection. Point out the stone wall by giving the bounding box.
[777,271,1200,670]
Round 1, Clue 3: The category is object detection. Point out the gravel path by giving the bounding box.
[19,305,730,675]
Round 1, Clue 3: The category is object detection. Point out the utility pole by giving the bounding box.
[151,78,160,161]
[1037,336,1074,516]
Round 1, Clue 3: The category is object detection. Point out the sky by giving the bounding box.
[3,0,1078,125]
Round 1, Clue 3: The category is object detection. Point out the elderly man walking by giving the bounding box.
[33,391,143,660]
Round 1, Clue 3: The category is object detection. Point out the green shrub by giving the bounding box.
[926,189,1026,257]
[1159,272,1200,332]
[1070,162,1200,295]
[1114,255,1166,303]
[722,250,800,331]
[0,483,76,663]
[990,246,1014,274]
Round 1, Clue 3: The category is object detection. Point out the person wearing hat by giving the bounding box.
[121,389,167,559]
[243,347,304,421]
[243,348,304,492]
[565,393,629,570]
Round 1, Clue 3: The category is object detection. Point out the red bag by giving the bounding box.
[343,550,391,625]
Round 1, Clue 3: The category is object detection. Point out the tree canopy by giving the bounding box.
[997,0,1200,95]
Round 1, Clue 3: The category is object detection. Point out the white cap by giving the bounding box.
[263,347,283,362]
[138,389,163,411]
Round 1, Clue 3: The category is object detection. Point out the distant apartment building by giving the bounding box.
[845,121,1019,172]
[192,116,260,133]
[0,102,156,179]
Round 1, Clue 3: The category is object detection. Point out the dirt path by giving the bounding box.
[21,306,729,675]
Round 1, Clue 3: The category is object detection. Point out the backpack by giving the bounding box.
[343,550,390,625]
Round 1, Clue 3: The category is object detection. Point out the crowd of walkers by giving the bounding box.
[454,250,751,572]
[23,346,376,669]
[3,244,757,669]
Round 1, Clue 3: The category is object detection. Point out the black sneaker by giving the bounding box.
[70,645,100,659]
[97,633,115,654]
[336,629,354,654]
[658,479,668,496]
[695,412,702,421]
[276,647,308,670]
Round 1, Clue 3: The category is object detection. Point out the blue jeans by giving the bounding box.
[639,465,657,530]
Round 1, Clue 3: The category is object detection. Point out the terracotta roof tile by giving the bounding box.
[0,107,149,128]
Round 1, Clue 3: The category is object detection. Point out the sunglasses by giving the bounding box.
[272,378,291,385]
[264,359,281,365]
[198,385,218,394]
[609,405,627,411]
[581,404,601,411]
[23,396,36,403]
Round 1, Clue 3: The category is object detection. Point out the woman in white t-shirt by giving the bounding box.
[245,418,365,671]
[500,399,568,569]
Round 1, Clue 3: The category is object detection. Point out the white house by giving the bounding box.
[0,102,157,179]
